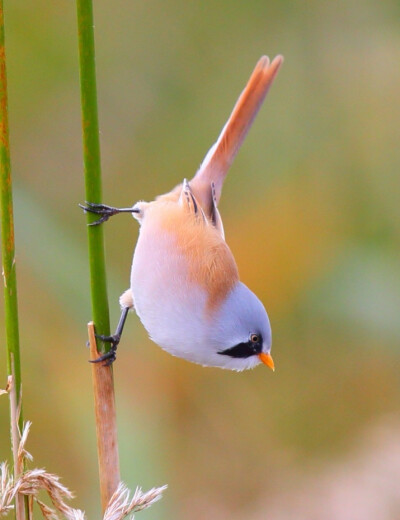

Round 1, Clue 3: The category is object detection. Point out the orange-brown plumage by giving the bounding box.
[151,198,239,312]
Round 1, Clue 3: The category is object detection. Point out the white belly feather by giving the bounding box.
[131,218,210,362]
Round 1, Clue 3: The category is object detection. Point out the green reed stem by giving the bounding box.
[76,0,111,349]
[0,0,23,429]
[76,2,121,509]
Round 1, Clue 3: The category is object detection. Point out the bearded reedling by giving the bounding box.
[81,55,283,371]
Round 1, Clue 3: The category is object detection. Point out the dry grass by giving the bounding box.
[103,483,168,520]
[0,383,166,520]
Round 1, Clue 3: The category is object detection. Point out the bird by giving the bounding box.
[81,55,283,371]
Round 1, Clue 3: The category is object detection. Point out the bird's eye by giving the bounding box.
[250,333,260,344]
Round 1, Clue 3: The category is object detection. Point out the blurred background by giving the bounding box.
[0,0,399,518]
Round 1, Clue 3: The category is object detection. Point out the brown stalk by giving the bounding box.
[88,322,120,511]
[8,369,25,520]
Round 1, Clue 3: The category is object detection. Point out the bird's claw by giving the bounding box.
[89,349,116,367]
[89,333,121,366]
[79,202,121,226]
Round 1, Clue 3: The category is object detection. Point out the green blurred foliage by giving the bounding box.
[0,0,399,518]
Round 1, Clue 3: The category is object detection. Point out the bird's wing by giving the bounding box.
[189,55,283,216]
[178,178,208,222]
[178,178,226,240]
[210,181,225,240]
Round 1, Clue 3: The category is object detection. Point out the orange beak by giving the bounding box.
[258,352,275,371]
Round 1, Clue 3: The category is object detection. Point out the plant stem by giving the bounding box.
[9,372,25,520]
[88,322,120,512]
[76,0,111,349]
[0,0,23,430]
[0,5,26,518]
[76,0,121,510]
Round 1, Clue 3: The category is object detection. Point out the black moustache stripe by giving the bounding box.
[218,340,261,359]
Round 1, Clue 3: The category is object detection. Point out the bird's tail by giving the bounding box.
[190,55,283,215]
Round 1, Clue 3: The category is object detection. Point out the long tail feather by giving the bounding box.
[190,55,283,213]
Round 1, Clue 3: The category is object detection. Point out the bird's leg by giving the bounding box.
[79,201,139,226]
[90,306,130,366]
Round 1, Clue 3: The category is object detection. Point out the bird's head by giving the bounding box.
[209,282,273,371]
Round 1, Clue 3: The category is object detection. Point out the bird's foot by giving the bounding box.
[90,333,121,366]
[79,202,127,226]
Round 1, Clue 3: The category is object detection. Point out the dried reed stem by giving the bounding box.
[88,322,120,511]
